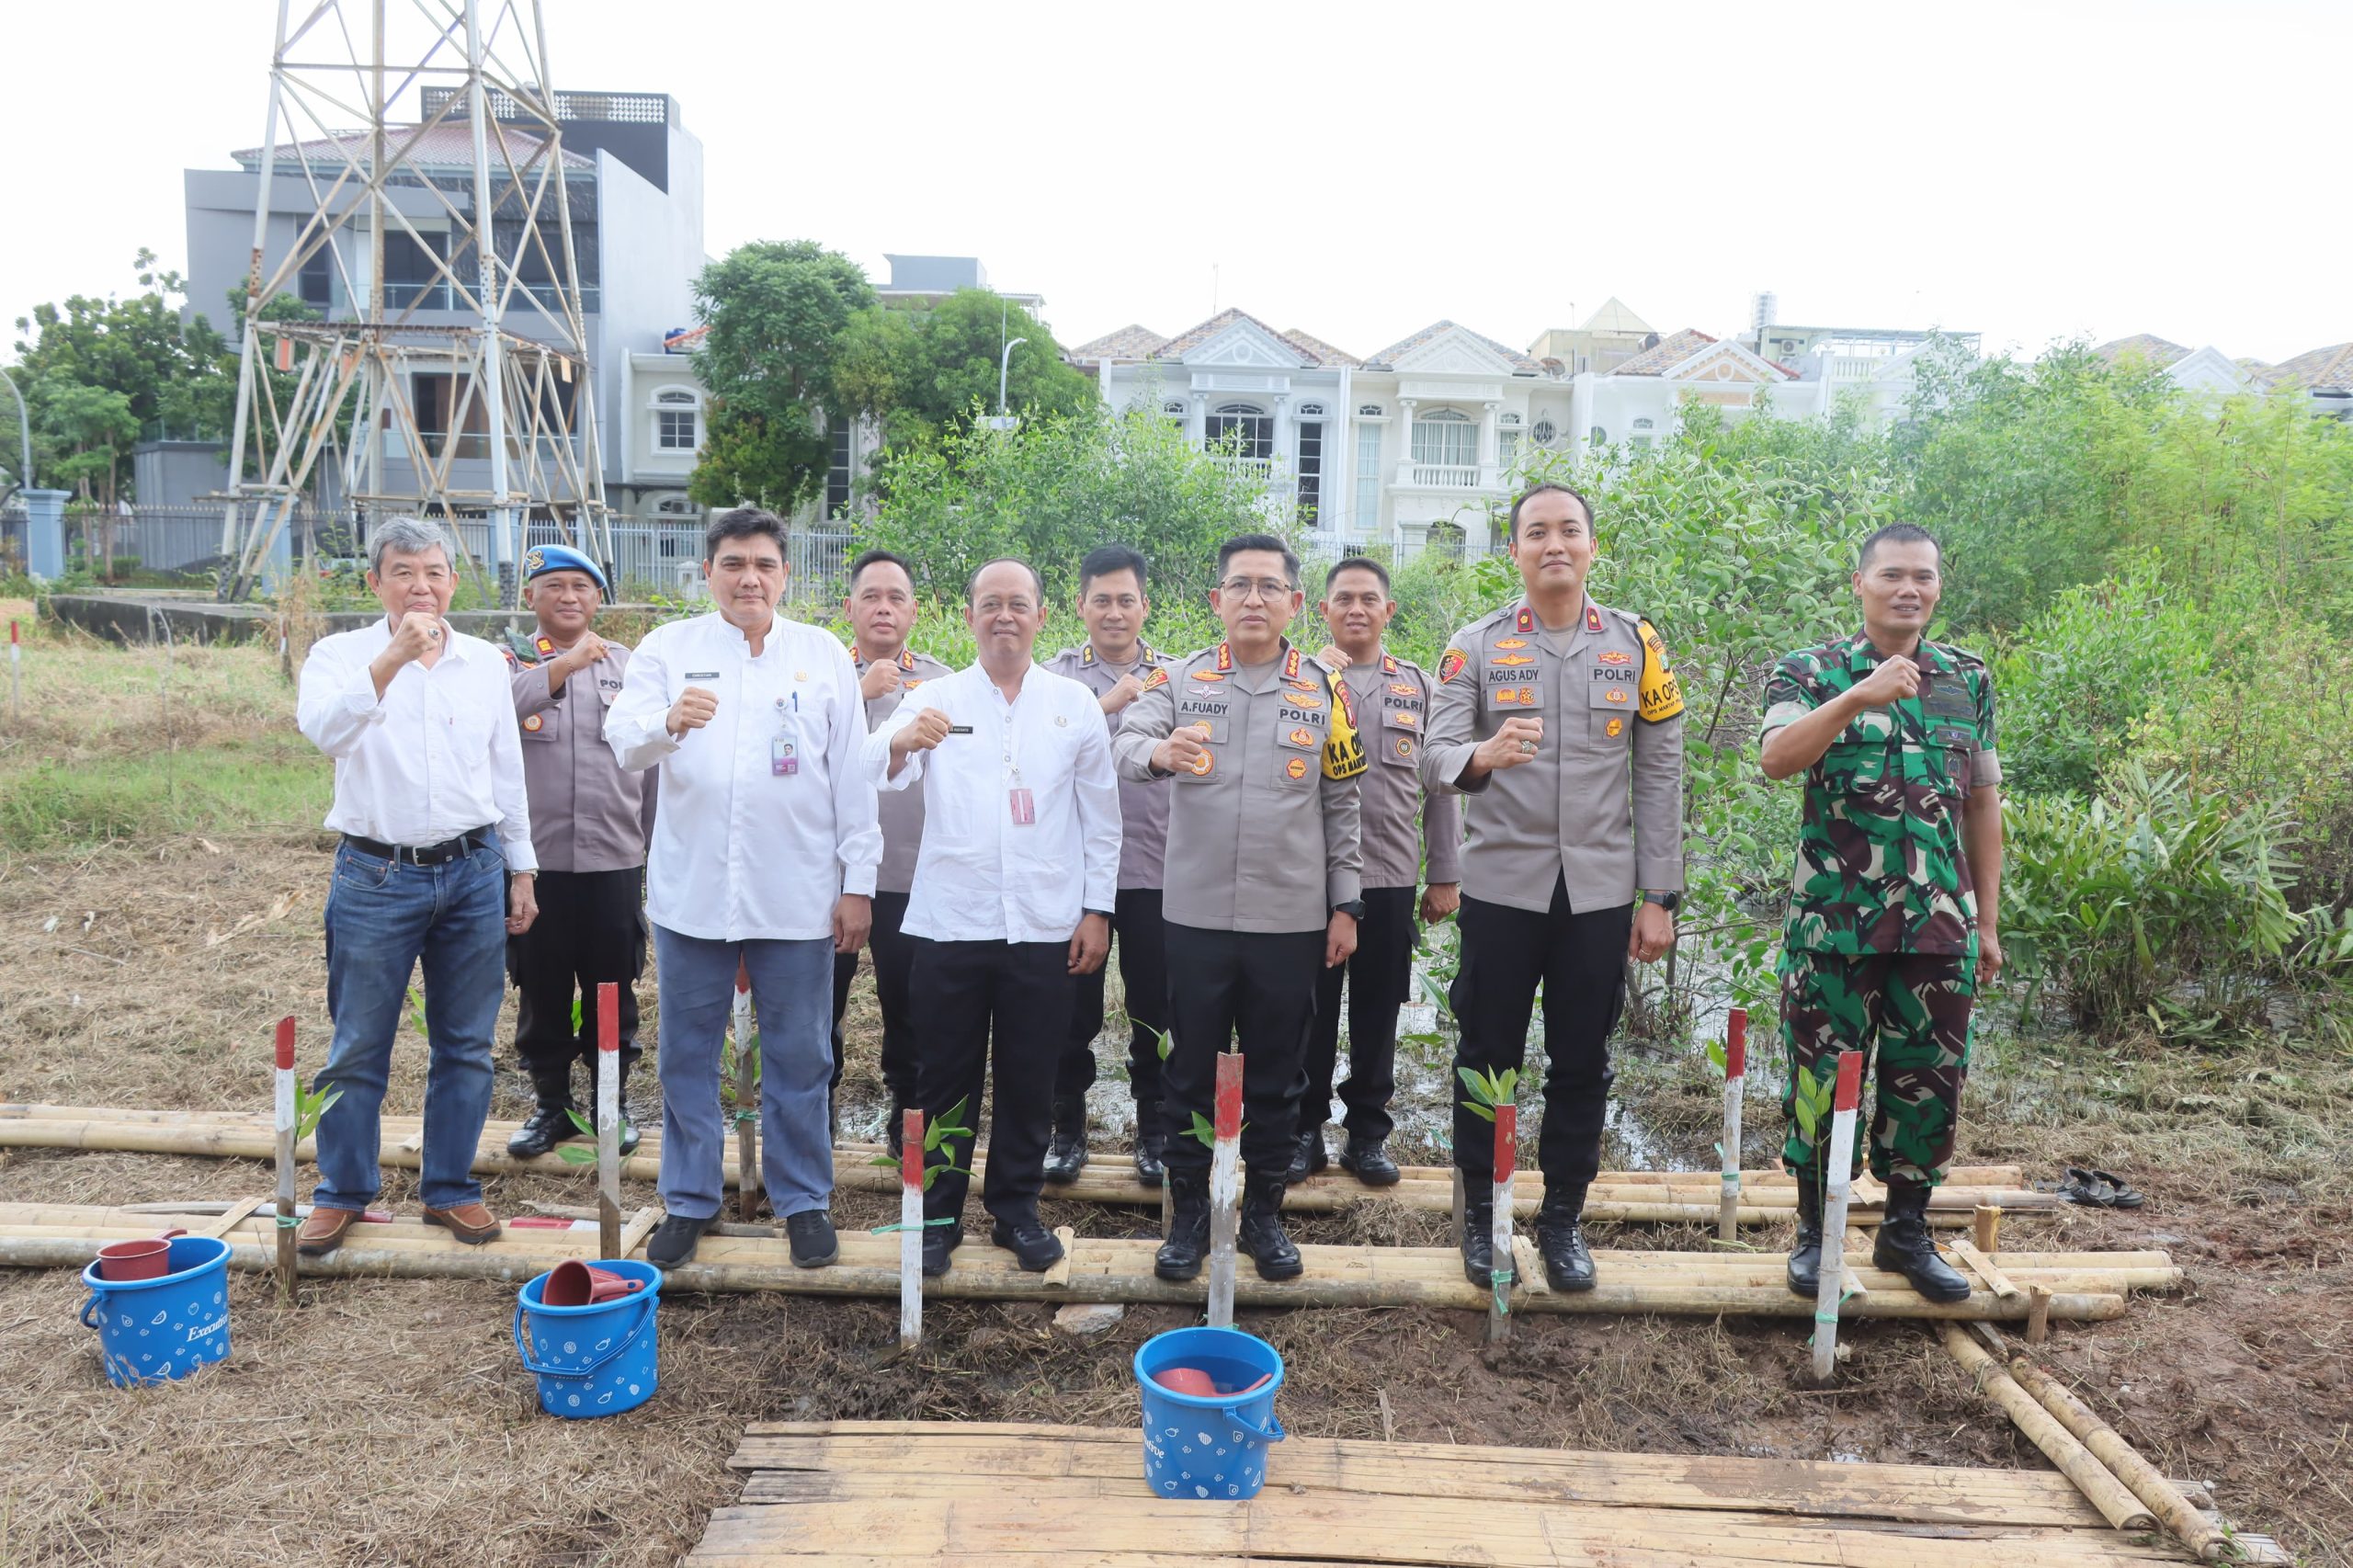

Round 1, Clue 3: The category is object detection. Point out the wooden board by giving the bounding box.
[688,1421,2199,1566]
[0,1103,2051,1224]
[0,1201,2170,1322]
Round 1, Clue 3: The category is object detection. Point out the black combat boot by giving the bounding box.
[1535,1187,1596,1292]
[1132,1107,1166,1188]
[1238,1173,1303,1281]
[506,1077,580,1159]
[1283,1128,1328,1185]
[1872,1186,1971,1302]
[1459,1199,1520,1289]
[1786,1170,1825,1298]
[1155,1174,1211,1281]
[1338,1135,1401,1187]
[1042,1096,1089,1183]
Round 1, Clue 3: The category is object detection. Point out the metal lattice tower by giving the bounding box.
[216,0,609,602]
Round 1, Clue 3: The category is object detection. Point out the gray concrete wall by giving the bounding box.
[131,442,232,509]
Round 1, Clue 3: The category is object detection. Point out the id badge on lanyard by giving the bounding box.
[1005,722,1034,825]
[772,695,801,777]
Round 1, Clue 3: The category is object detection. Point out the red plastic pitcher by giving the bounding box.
[542,1260,646,1307]
[96,1228,188,1282]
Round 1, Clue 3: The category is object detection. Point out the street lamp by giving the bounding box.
[0,362,31,502]
[984,335,1029,433]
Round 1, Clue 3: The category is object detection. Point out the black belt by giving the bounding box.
[341,829,493,867]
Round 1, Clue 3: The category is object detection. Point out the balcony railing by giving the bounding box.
[1402,462,1483,490]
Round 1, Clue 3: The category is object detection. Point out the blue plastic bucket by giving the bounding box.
[77,1235,234,1388]
[512,1258,660,1418]
[1134,1326,1286,1500]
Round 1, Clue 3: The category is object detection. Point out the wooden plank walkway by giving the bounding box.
[688,1421,2200,1565]
[0,1201,2171,1322]
[0,1103,2052,1224]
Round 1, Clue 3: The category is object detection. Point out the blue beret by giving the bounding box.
[522,543,608,595]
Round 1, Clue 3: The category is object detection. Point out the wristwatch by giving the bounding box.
[1331,900,1366,920]
[1643,890,1682,913]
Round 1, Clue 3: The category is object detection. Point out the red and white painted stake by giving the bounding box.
[597,982,621,1260]
[273,1015,298,1302]
[732,961,758,1221]
[900,1108,925,1352]
[1205,1053,1244,1329]
[1719,1006,1749,1243]
[1487,1101,1518,1343]
[1812,1049,1865,1382]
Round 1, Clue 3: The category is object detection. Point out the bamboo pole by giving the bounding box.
[1812,1051,1862,1382]
[1973,1204,2001,1254]
[1951,1240,2021,1301]
[2004,1351,2230,1559]
[1719,1007,1746,1243]
[1206,1053,1242,1330]
[272,1016,297,1304]
[1939,1324,2154,1531]
[2028,1283,2053,1345]
[1488,1101,1517,1344]
[900,1108,923,1353]
[733,964,758,1222]
[596,983,621,1260]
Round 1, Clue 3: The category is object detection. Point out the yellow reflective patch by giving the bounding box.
[1637,619,1685,722]
[1321,666,1369,779]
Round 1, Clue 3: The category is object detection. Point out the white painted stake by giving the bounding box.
[596,983,620,1261]
[900,1108,924,1352]
[1813,1050,1865,1383]
[273,1015,297,1302]
[1488,1102,1517,1344]
[1206,1053,1243,1329]
[732,965,758,1221]
[1720,1006,1748,1244]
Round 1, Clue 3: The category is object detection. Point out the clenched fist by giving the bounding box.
[1154,725,1212,777]
[860,658,903,702]
[1473,716,1545,774]
[557,631,610,675]
[1100,672,1147,715]
[890,707,955,761]
[666,686,719,738]
[369,613,447,697]
[1851,655,1921,709]
[1315,643,1350,671]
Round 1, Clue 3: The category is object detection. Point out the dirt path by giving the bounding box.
[3,833,2346,1565]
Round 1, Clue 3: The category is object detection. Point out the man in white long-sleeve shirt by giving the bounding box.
[868,559,1120,1277]
[292,516,539,1257]
[606,507,881,1267]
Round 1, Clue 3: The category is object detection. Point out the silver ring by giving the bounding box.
[1519,739,1537,754]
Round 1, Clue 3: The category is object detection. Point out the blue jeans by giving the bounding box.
[653,926,835,1221]
[314,839,506,1211]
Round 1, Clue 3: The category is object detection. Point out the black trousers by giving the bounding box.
[1305,884,1416,1142]
[1450,876,1633,1195]
[506,866,646,1100]
[1053,887,1169,1109]
[911,938,1074,1225]
[1160,923,1324,1181]
[830,890,916,1103]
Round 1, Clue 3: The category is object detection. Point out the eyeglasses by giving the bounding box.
[1218,578,1293,603]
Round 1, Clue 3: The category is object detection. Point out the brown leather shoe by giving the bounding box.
[297,1206,363,1257]
[422,1202,503,1245]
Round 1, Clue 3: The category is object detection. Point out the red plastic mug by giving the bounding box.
[542,1260,644,1307]
[97,1228,188,1282]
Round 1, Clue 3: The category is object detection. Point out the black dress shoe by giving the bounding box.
[1042,1096,1089,1183]
[1155,1176,1210,1281]
[1872,1187,1971,1302]
[1132,1128,1166,1188]
[784,1210,838,1268]
[1238,1176,1302,1281]
[1536,1213,1597,1292]
[1459,1201,1519,1289]
[507,1102,581,1160]
[646,1212,711,1267]
[1786,1172,1825,1297]
[1283,1130,1328,1185]
[1338,1136,1401,1187]
[992,1216,1064,1272]
[921,1221,964,1278]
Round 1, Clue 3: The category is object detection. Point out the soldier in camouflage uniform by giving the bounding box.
[1758,522,2006,1304]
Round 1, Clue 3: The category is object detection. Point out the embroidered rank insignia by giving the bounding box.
[1493,654,1535,666]
[1216,643,1233,672]
[522,713,544,732]
[1393,710,1417,727]
[1287,679,1320,695]
[1188,750,1214,777]
[1381,653,1398,675]
[1496,638,1529,650]
[899,650,916,670]
[1282,646,1302,679]
[904,679,925,689]
[1395,736,1415,757]
[1515,606,1535,634]
[1597,650,1632,665]
[1289,727,1315,746]
[1286,756,1309,779]
[1606,687,1629,704]
[1290,694,1323,710]
[1389,682,1416,697]
[1586,605,1605,634]
[1606,716,1625,738]
[535,635,555,657]
[1142,668,1169,690]
[1438,648,1470,684]
[1191,670,1226,682]
[1081,645,1097,665]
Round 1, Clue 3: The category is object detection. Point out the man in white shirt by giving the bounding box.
[869,559,1120,1277]
[606,507,881,1268]
[292,516,540,1257]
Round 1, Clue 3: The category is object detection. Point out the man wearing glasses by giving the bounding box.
[1114,533,1366,1283]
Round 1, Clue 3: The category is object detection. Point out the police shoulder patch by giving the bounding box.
[1438,647,1470,685]
[1142,667,1170,690]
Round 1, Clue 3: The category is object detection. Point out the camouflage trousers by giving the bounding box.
[1778,949,1975,1190]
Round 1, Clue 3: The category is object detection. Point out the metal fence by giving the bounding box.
[443,518,854,603]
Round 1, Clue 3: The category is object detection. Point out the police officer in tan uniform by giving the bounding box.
[1423,483,1686,1292]
[1293,555,1461,1187]
[1041,544,1177,1186]
[833,548,955,1153]
[503,543,654,1159]
[1114,533,1365,1283]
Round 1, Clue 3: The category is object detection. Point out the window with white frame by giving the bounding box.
[1205,403,1273,461]
[1531,417,1558,447]
[1355,422,1382,528]
[825,422,854,518]
[1630,416,1654,453]
[1410,408,1478,468]
[1358,403,1381,417]
[1295,412,1324,526]
[1497,412,1523,476]
[654,388,699,452]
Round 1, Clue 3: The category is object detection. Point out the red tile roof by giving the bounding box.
[234,122,594,173]
[1362,320,1541,374]
[2274,341,2353,392]
[1148,309,1341,367]
[1065,324,1168,365]
[1279,328,1360,368]
[1608,328,1718,377]
[2094,334,2190,369]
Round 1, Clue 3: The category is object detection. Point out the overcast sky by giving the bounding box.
[8,0,2347,368]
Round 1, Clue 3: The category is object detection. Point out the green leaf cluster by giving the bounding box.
[1458,1066,1518,1121]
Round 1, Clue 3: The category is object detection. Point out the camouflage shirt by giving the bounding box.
[1760,631,2002,957]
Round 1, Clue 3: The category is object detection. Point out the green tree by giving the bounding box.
[835,288,1098,451]
[686,240,876,513]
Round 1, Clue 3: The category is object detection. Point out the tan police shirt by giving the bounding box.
[1041,641,1176,892]
[853,644,958,896]
[1343,650,1463,892]
[1112,639,1365,934]
[1421,597,1685,915]
[510,634,653,874]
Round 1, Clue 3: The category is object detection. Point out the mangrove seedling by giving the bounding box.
[1458,1065,1518,1120]
[868,1095,975,1191]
